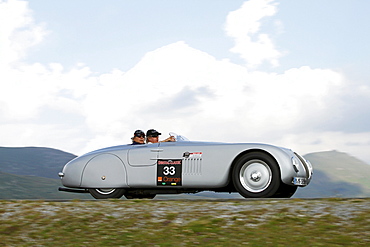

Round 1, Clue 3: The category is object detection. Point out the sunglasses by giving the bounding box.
[135,134,145,138]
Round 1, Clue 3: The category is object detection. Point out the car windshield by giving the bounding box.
[169,132,189,142]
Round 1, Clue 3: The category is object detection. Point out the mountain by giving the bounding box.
[0,171,90,199]
[0,147,89,199]
[0,147,76,179]
[294,150,370,198]
[1,147,369,199]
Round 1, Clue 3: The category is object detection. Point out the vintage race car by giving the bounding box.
[58,133,313,199]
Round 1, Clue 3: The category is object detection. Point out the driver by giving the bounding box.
[146,129,175,144]
[131,130,146,145]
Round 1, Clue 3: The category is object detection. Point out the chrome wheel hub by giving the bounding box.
[250,171,262,182]
[239,159,272,193]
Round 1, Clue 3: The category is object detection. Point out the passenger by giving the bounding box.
[131,130,146,145]
[146,129,175,144]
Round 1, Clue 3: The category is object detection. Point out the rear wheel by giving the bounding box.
[232,152,280,198]
[124,193,156,199]
[88,188,125,199]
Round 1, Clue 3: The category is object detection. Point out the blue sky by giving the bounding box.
[1,0,370,163]
[25,0,244,72]
[24,0,370,74]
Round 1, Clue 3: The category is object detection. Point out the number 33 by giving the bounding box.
[163,166,175,176]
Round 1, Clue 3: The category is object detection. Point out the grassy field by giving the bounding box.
[1,198,370,246]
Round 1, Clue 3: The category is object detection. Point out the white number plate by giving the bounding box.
[293,177,307,186]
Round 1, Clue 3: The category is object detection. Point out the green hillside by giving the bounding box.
[0,171,90,199]
[0,147,76,179]
[301,150,370,197]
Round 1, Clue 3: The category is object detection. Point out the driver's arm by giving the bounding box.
[160,136,176,142]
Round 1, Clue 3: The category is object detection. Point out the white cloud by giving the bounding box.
[0,0,47,67]
[79,42,345,154]
[0,122,88,152]
[280,132,370,164]
[224,0,282,68]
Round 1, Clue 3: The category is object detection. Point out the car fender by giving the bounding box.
[230,145,297,185]
[80,153,128,188]
[253,146,307,185]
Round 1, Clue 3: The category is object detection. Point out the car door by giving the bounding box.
[126,143,161,187]
[127,143,160,167]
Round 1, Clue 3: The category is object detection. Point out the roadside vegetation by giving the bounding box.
[1,198,369,246]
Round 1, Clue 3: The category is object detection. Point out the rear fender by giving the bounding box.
[81,153,128,188]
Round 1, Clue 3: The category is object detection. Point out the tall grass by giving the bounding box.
[1,198,369,246]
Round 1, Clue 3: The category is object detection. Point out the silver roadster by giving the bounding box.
[58,133,313,199]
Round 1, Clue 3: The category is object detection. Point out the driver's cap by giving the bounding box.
[146,129,161,137]
[134,130,145,137]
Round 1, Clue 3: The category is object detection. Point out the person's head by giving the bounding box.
[146,129,161,143]
[132,130,145,144]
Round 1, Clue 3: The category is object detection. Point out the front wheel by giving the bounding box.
[88,188,125,199]
[232,152,280,198]
[272,183,298,198]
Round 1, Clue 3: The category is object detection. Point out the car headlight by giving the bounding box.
[291,157,299,172]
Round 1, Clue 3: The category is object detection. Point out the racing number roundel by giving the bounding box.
[157,159,182,186]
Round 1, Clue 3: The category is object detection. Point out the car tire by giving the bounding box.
[124,193,156,199]
[232,152,280,198]
[88,188,125,199]
[272,183,298,198]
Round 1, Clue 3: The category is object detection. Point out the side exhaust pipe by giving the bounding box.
[58,187,89,193]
